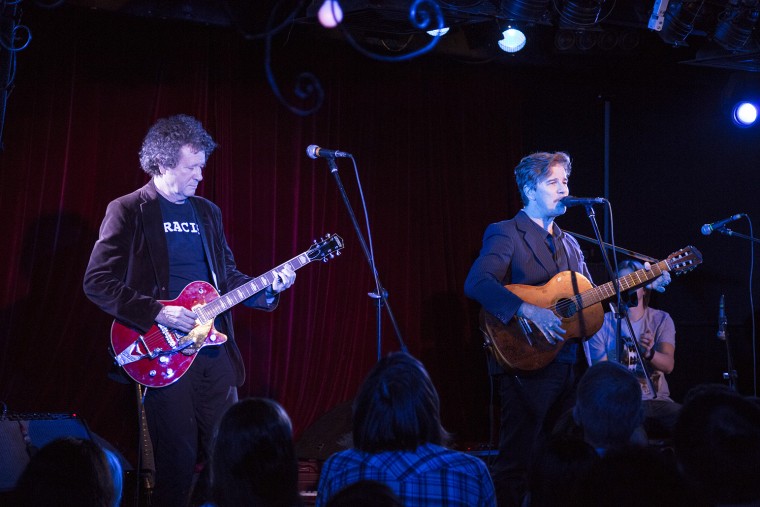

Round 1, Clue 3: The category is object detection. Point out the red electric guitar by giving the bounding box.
[111,234,344,388]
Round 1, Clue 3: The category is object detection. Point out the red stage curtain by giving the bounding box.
[0,7,524,462]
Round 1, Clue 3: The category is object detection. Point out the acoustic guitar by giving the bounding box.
[480,245,702,372]
[110,234,344,388]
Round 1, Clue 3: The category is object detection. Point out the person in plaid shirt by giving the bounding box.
[316,352,496,507]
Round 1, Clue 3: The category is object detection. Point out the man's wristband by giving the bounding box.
[645,348,655,361]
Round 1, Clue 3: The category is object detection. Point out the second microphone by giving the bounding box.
[306,145,352,159]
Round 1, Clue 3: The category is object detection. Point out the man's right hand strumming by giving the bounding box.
[517,302,566,344]
[155,305,198,333]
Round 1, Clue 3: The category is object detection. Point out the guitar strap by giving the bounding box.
[189,199,220,291]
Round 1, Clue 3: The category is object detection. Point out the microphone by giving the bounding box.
[561,196,606,207]
[306,145,352,159]
[717,294,727,341]
[701,214,744,235]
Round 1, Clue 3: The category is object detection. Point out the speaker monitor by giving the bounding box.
[0,413,92,492]
[295,400,353,461]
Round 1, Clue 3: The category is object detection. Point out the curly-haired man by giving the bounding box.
[84,114,296,506]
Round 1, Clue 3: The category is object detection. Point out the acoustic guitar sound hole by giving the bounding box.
[555,298,578,318]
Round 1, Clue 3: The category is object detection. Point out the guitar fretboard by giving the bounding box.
[577,259,669,309]
[194,252,312,323]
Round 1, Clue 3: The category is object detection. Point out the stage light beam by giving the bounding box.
[733,101,758,127]
[498,27,526,53]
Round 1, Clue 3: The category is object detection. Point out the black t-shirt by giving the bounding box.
[158,196,210,299]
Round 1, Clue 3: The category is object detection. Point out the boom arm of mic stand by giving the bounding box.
[717,228,760,243]
[565,230,659,264]
[326,158,408,357]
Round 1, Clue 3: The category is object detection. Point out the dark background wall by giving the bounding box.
[0,4,758,466]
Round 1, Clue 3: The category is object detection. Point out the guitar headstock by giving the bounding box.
[666,245,703,275]
[308,233,345,263]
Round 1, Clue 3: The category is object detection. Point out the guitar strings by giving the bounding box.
[546,251,700,315]
[547,263,668,315]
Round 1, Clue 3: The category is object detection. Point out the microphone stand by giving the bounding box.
[721,333,738,392]
[325,157,407,359]
[718,296,738,391]
[565,231,658,264]
[716,227,760,244]
[612,301,658,398]
[713,221,757,397]
[581,203,656,396]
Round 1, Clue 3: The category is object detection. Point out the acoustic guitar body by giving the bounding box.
[481,271,604,371]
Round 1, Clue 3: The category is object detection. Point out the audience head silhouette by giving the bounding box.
[674,384,760,506]
[352,351,450,452]
[574,361,643,452]
[576,445,700,507]
[210,397,300,507]
[13,436,117,507]
[525,434,600,507]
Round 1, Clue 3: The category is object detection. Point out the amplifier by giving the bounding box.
[0,413,92,492]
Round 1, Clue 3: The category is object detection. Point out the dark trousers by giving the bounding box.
[491,362,576,507]
[144,345,238,507]
[643,399,682,438]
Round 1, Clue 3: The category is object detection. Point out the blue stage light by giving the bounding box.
[733,101,758,127]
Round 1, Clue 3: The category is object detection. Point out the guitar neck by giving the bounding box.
[579,259,669,309]
[196,251,314,322]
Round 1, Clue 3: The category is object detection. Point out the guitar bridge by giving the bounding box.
[156,324,178,348]
[143,326,191,359]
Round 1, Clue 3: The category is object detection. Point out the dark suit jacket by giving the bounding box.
[464,210,591,326]
[83,181,275,386]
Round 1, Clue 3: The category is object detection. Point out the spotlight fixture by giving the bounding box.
[721,73,760,128]
[426,27,450,36]
[559,0,606,27]
[597,29,619,50]
[733,101,758,126]
[554,30,576,51]
[576,30,597,51]
[317,0,343,29]
[498,27,527,53]
[618,30,641,51]
[713,3,760,51]
[502,0,552,21]
[658,0,703,46]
